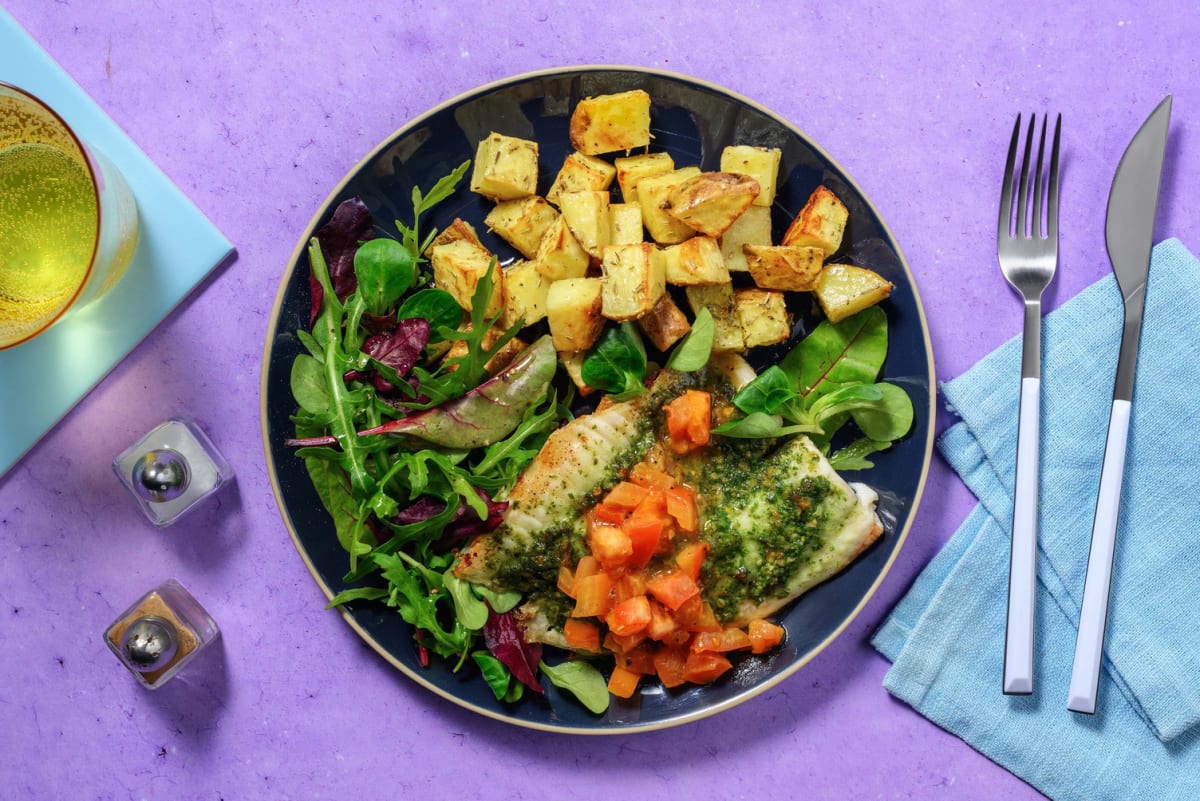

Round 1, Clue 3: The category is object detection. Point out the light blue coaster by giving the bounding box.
[0,10,235,479]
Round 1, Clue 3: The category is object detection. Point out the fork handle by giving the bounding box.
[1004,375,1040,694]
[1067,399,1132,714]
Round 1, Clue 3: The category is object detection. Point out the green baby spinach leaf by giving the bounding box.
[828,437,893,470]
[666,307,714,372]
[444,571,489,631]
[472,585,523,614]
[540,660,610,714]
[582,323,647,396]
[397,288,463,342]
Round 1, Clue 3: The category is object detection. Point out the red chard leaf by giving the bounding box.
[483,608,543,693]
[310,196,375,325]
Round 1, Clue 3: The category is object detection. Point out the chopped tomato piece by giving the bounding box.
[645,598,680,642]
[674,540,709,582]
[606,595,652,637]
[604,481,650,509]
[625,515,663,568]
[653,646,689,688]
[604,629,648,655]
[747,619,786,654]
[557,564,577,598]
[629,462,675,490]
[682,650,733,684]
[674,595,722,632]
[665,485,698,533]
[692,627,753,653]
[573,555,601,581]
[607,665,642,698]
[588,522,632,570]
[645,570,700,611]
[590,503,627,527]
[664,390,712,454]
[618,643,657,675]
[563,619,601,652]
[615,572,647,603]
[571,572,615,618]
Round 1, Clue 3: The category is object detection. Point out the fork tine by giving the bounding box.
[1046,113,1062,242]
[1032,115,1047,238]
[998,114,1022,241]
[1015,114,1036,238]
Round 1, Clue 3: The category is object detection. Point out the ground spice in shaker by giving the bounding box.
[104,579,219,689]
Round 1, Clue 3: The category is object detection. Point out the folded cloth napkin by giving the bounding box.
[873,238,1200,800]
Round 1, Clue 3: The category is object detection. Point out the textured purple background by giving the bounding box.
[1,3,1197,799]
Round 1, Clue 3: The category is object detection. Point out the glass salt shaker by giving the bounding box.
[113,417,233,526]
[103,579,220,690]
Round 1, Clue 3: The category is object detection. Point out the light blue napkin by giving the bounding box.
[873,238,1200,800]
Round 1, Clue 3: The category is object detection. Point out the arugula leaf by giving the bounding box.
[666,307,714,372]
[325,586,390,608]
[540,660,610,714]
[473,652,514,701]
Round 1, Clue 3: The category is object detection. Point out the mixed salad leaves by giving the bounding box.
[285,162,914,715]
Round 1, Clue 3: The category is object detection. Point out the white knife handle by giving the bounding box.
[1004,376,1040,694]
[1068,399,1132,713]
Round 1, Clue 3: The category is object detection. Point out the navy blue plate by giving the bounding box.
[261,67,934,733]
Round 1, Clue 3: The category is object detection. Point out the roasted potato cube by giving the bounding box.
[546,277,605,351]
[745,244,824,292]
[569,90,652,156]
[782,185,849,256]
[501,259,550,329]
[719,205,772,272]
[720,146,782,207]
[664,172,760,237]
[815,264,894,323]
[735,288,791,348]
[609,203,644,245]
[443,327,527,375]
[469,132,539,201]
[558,190,612,260]
[636,293,691,351]
[429,239,503,318]
[558,350,597,397]
[637,166,701,245]
[423,217,483,258]
[663,235,730,286]
[484,196,559,259]
[534,216,590,281]
[547,151,617,206]
[600,242,666,322]
[615,152,675,204]
[684,283,744,352]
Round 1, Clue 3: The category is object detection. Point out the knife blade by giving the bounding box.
[1067,94,1171,714]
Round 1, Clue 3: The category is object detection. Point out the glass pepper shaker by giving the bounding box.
[103,579,219,689]
[113,417,233,526]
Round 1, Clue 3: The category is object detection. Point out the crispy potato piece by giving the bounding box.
[664,172,760,237]
[485,196,559,259]
[609,203,644,245]
[429,239,503,318]
[600,242,666,322]
[637,293,691,352]
[735,288,791,348]
[684,283,744,352]
[534,216,590,281]
[719,205,772,273]
[615,151,675,204]
[470,132,539,201]
[782,185,849,256]
[558,190,612,260]
[663,235,730,286]
[814,264,894,323]
[423,218,483,258]
[569,90,652,156]
[637,166,701,245]
[720,146,782,208]
[744,244,824,292]
[501,259,550,329]
[547,151,617,207]
[547,277,605,351]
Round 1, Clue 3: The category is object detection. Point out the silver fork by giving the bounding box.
[997,112,1061,695]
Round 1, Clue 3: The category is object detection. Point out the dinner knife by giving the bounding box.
[1067,94,1171,714]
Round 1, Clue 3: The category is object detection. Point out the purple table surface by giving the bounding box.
[2,2,1196,799]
